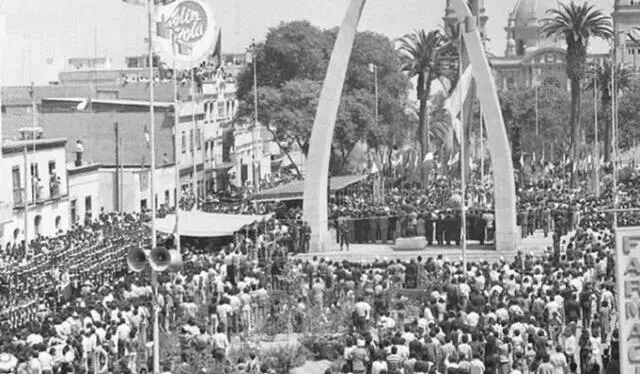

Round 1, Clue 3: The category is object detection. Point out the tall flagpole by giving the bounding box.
[594,73,599,197]
[173,36,181,257]
[479,103,484,204]
[459,21,467,275]
[612,33,618,231]
[146,1,160,373]
[191,66,198,201]
[252,40,259,189]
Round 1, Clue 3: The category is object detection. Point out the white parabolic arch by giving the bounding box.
[302,0,518,252]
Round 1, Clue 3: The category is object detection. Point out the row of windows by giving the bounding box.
[180,128,203,154]
[203,100,236,120]
[627,48,640,55]
[70,195,92,225]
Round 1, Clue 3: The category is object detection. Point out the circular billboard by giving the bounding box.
[154,0,219,70]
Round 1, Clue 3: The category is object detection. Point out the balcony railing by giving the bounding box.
[13,188,24,208]
[50,182,61,200]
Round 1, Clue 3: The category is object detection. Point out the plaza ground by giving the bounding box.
[294,230,552,263]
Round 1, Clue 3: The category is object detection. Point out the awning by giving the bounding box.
[155,210,273,237]
[250,174,368,202]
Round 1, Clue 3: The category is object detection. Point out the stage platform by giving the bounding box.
[294,231,551,263]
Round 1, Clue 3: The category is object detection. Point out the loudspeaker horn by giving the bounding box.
[167,250,184,272]
[127,247,148,273]
[149,246,171,272]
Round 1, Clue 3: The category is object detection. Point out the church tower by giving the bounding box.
[613,0,640,70]
[444,0,489,47]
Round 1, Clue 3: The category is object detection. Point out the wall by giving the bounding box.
[0,141,69,246]
[98,165,177,214]
[68,166,101,225]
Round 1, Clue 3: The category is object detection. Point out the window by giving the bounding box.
[181,131,186,153]
[70,200,77,224]
[30,162,40,202]
[155,193,158,210]
[196,128,202,150]
[189,129,194,152]
[174,188,177,207]
[140,199,148,211]
[34,215,42,236]
[218,102,225,118]
[55,216,62,230]
[12,167,22,206]
[165,190,170,205]
[85,196,92,219]
[48,160,56,175]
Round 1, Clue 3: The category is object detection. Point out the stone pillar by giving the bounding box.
[302,0,367,252]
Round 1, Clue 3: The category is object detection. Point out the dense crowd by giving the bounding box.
[0,165,637,373]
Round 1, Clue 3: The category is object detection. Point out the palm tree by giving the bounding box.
[586,60,632,163]
[397,29,447,184]
[541,1,613,185]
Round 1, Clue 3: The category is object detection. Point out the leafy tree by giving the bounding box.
[617,78,640,152]
[397,29,447,182]
[541,1,613,185]
[236,20,330,100]
[585,60,633,162]
[236,21,412,176]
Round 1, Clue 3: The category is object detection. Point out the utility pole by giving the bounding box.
[252,39,259,190]
[115,122,120,212]
[145,0,160,373]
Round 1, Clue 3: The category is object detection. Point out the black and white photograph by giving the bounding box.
[0,0,635,373]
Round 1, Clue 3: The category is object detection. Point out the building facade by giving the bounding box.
[615,0,640,70]
[445,0,628,92]
[0,138,70,247]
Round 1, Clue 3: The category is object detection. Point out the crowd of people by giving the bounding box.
[0,163,637,373]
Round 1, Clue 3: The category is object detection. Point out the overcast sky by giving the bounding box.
[0,0,612,86]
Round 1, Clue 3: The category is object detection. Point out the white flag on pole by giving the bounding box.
[122,0,147,6]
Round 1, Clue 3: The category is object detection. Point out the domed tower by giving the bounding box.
[505,0,562,56]
[505,16,517,57]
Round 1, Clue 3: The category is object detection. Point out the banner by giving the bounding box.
[616,227,640,374]
[154,0,220,70]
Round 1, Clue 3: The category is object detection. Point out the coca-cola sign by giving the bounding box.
[167,1,207,44]
[154,0,219,70]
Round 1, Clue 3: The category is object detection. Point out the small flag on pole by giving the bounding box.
[144,125,150,147]
[368,63,376,73]
[423,152,434,163]
[121,0,147,6]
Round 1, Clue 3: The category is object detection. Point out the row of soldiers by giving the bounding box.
[517,202,580,238]
[335,208,494,247]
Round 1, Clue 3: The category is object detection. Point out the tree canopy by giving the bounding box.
[236,20,413,174]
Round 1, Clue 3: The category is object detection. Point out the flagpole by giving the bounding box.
[252,40,259,190]
[146,1,160,373]
[459,21,467,275]
[191,66,198,203]
[173,35,181,258]
[594,73,599,197]
[479,103,484,204]
[612,32,618,231]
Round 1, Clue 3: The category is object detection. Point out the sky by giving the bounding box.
[0,0,614,86]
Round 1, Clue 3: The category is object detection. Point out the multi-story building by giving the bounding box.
[615,0,640,70]
[0,136,70,247]
[444,0,628,92]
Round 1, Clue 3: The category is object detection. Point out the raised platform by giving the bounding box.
[294,231,551,263]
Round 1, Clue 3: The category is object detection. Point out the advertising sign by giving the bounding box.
[616,227,640,374]
[154,0,219,70]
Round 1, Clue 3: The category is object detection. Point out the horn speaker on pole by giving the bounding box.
[127,247,148,273]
